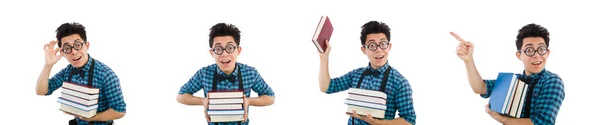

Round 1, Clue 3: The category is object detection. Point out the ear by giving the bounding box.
[515,51,522,61]
[237,46,242,55]
[388,43,392,51]
[545,49,551,57]
[85,41,90,49]
[361,46,366,55]
[209,49,216,58]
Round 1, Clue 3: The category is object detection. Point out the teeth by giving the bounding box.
[375,55,384,59]
[532,61,542,65]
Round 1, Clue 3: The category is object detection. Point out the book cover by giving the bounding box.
[489,73,518,113]
[312,16,333,53]
[348,88,387,100]
[62,82,99,94]
[208,90,244,99]
[210,115,244,122]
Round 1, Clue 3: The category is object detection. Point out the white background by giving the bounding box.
[1,0,598,124]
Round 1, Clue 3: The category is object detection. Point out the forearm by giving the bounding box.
[36,65,52,95]
[177,94,205,105]
[318,57,331,93]
[464,61,486,94]
[249,95,275,106]
[372,117,412,125]
[503,118,533,125]
[93,108,125,121]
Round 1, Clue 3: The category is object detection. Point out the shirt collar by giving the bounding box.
[521,68,547,80]
[71,54,93,71]
[216,62,239,77]
[366,61,390,76]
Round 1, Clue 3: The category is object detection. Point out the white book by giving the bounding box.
[209,104,243,110]
[207,110,245,115]
[348,94,386,105]
[210,115,244,122]
[57,98,98,111]
[61,93,98,106]
[62,89,99,100]
[208,91,244,99]
[345,99,387,110]
[62,82,99,94]
[516,84,529,118]
[60,104,97,118]
[348,88,387,99]
[509,80,525,117]
[346,105,385,118]
[501,75,518,114]
[209,98,244,104]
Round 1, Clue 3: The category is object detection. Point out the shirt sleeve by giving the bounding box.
[395,78,416,125]
[46,67,69,95]
[480,79,496,98]
[178,70,204,95]
[531,76,565,125]
[250,70,275,97]
[102,68,126,113]
[325,69,359,94]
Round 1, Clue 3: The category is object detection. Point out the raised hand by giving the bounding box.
[319,40,331,59]
[43,40,64,66]
[451,32,474,62]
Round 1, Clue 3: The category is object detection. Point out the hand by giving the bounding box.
[43,40,64,66]
[319,40,331,59]
[451,32,474,62]
[485,104,508,123]
[347,110,379,125]
[203,97,210,122]
[242,96,249,122]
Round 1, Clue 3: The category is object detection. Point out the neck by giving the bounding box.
[223,63,237,75]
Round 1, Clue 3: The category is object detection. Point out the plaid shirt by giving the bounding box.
[179,62,275,125]
[47,55,126,125]
[481,69,565,125]
[327,62,417,125]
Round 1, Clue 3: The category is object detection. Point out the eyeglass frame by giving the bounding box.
[362,41,390,51]
[61,40,86,54]
[518,46,548,57]
[211,44,239,55]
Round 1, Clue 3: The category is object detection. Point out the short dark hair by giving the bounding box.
[516,23,550,50]
[56,22,87,47]
[360,21,391,45]
[209,23,241,48]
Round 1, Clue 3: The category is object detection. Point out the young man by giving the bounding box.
[452,23,565,125]
[176,23,275,125]
[36,22,126,125]
[318,21,416,125]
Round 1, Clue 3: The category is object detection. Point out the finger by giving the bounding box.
[49,41,57,49]
[325,40,331,53]
[450,32,467,43]
[465,41,474,47]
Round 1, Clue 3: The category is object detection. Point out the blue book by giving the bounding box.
[489,72,519,114]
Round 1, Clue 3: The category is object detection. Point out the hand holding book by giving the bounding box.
[318,40,331,59]
[347,110,379,125]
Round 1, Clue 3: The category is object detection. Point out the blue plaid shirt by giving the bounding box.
[327,62,417,125]
[481,69,564,125]
[47,56,126,125]
[179,62,275,125]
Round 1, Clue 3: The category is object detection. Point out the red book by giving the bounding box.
[208,90,244,99]
[312,16,334,53]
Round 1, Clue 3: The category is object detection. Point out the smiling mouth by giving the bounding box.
[73,56,82,61]
[531,61,542,65]
[221,60,232,64]
[375,55,384,59]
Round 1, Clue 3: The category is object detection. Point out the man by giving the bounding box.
[36,22,126,125]
[177,23,275,125]
[318,21,416,125]
[452,23,565,125]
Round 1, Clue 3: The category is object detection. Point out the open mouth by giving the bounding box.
[375,55,384,59]
[531,61,542,65]
[72,56,82,61]
[220,60,232,64]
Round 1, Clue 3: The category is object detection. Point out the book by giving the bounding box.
[208,90,244,99]
[345,88,388,119]
[61,92,99,106]
[210,115,244,122]
[348,88,387,100]
[62,82,100,94]
[61,89,99,100]
[208,104,243,110]
[209,98,244,104]
[207,109,245,115]
[311,16,334,53]
[59,104,97,118]
[346,105,385,118]
[57,98,98,111]
[489,72,529,118]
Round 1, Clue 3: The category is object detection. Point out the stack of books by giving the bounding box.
[57,82,99,118]
[345,88,387,118]
[489,72,529,118]
[207,90,245,122]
